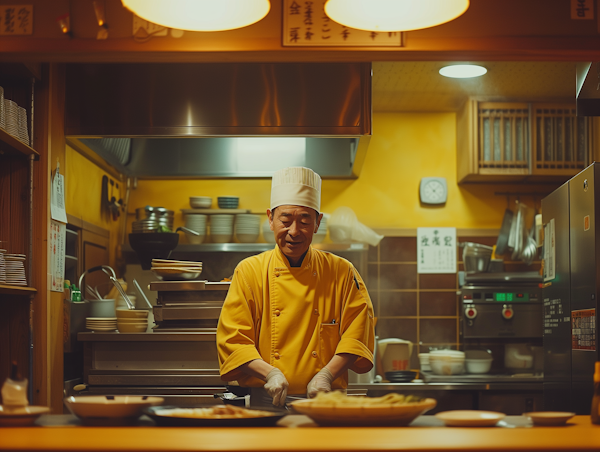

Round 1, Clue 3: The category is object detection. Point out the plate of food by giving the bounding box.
[289,392,436,426]
[144,404,287,427]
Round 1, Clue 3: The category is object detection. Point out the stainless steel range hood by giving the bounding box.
[65,63,372,178]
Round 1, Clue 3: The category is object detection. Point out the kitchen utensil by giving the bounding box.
[144,405,286,427]
[176,226,200,236]
[435,410,505,427]
[133,279,153,309]
[461,242,493,273]
[523,411,576,426]
[290,397,437,427]
[495,208,513,255]
[128,232,179,270]
[377,338,413,374]
[64,395,163,425]
[521,222,538,265]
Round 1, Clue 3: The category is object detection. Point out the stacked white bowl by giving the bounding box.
[428,350,465,375]
[184,214,207,244]
[4,99,18,139]
[189,196,212,209]
[210,214,234,243]
[313,213,329,244]
[234,214,260,243]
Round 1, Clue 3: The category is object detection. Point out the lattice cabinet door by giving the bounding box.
[477,102,530,176]
[531,103,590,175]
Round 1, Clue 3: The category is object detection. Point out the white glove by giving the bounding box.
[264,368,289,407]
[307,367,334,399]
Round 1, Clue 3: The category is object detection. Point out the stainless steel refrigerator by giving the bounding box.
[542,162,599,414]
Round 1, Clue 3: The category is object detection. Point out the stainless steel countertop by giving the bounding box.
[349,381,544,391]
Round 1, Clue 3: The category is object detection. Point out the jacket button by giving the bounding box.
[274,309,280,316]
[313,309,319,315]
[311,351,317,357]
[275,272,280,277]
[274,352,280,359]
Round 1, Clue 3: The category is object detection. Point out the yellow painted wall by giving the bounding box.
[127,112,557,237]
[65,145,125,266]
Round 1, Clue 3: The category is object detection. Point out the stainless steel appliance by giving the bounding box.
[542,162,600,414]
[75,280,230,404]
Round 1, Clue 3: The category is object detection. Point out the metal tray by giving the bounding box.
[144,404,287,427]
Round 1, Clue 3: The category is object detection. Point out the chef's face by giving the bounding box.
[268,205,323,265]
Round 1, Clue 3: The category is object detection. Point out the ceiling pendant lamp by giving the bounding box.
[324,0,469,32]
[121,0,271,32]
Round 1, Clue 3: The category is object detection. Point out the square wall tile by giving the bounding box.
[380,237,417,262]
[368,244,378,262]
[379,292,417,317]
[419,273,456,290]
[379,263,417,290]
[419,318,457,344]
[368,263,378,289]
[420,292,458,317]
[376,318,417,343]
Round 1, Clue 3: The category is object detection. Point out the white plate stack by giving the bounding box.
[0,249,6,283]
[234,214,260,243]
[4,254,26,286]
[184,214,207,244]
[86,317,117,332]
[0,87,5,130]
[17,106,29,146]
[313,213,328,244]
[210,214,234,243]
[262,218,275,243]
[4,99,18,139]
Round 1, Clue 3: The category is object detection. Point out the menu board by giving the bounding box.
[282,0,404,47]
[417,227,457,274]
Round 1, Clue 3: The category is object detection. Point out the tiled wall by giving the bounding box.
[366,235,541,370]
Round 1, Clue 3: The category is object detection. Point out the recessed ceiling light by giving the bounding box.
[324,0,469,32]
[439,64,487,79]
[121,0,271,32]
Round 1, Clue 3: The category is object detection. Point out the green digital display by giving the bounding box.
[494,292,529,302]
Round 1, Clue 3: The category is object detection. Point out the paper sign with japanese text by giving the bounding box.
[50,162,68,224]
[50,220,66,293]
[0,5,32,35]
[283,0,404,47]
[417,227,457,274]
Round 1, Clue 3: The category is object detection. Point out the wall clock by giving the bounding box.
[419,177,448,205]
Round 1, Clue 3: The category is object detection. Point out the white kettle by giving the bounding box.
[377,338,414,375]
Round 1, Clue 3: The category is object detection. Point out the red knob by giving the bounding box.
[465,306,477,319]
[502,306,513,319]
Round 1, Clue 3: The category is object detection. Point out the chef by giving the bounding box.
[217,166,375,407]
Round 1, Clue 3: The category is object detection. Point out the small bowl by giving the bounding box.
[218,197,239,209]
[465,358,493,374]
[385,371,417,382]
[116,310,149,319]
[64,396,163,424]
[117,323,148,333]
[189,196,212,209]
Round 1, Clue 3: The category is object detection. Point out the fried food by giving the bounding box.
[311,391,424,406]
[155,405,274,419]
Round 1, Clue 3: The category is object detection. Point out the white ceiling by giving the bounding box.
[372,61,579,112]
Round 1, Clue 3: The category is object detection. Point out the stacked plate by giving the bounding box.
[234,214,260,243]
[151,258,203,281]
[0,249,6,283]
[4,99,18,140]
[313,213,328,244]
[17,106,28,146]
[5,254,26,286]
[210,214,234,243]
[184,214,207,244]
[86,317,117,332]
[262,218,275,243]
[0,87,5,130]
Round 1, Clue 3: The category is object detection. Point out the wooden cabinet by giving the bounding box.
[0,65,39,392]
[457,98,591,183]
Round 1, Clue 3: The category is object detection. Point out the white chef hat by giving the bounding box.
[270,167,321,212]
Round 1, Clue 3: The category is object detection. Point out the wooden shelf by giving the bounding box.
[180,209,252,215]
[0,284,37,295]
[0,127,38,157]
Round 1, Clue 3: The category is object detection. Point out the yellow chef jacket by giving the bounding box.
[217,245,375,395]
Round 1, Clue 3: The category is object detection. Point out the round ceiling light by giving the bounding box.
[439,64,487,79]
[122,0,271,32]
[324,0,469,32]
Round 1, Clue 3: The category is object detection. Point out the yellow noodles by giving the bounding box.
[311,391,424,406]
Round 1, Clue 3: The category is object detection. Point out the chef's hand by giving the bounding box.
[307,367,334,398]
[264,368,289,407]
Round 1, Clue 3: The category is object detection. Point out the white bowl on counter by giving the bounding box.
[429,350,465,375]
[464,349,493,374]
[64,396,164,424]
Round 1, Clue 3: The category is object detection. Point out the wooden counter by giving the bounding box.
[1,415,599,452]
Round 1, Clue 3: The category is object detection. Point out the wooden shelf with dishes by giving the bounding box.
[0,284,37,296]
[0,126,38,157]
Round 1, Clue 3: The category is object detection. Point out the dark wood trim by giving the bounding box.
[0,284,36,295]
[67,214,110,239]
